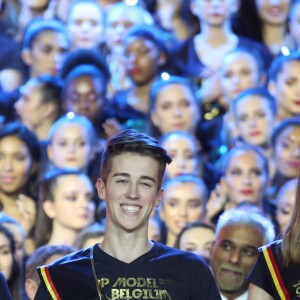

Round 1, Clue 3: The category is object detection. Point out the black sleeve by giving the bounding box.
[190,258,222,300]
[247,250,273,296]
[0,272,12,300]
[34,283,53,300]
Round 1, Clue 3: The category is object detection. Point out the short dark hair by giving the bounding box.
[64,64,107,97]
[26,245,76,283]
[268,52,300,81]
[232,87,277,117]
[101,129,172,188]
[60,49,110,80]
[271,117,300,147]
[28,76,64,120]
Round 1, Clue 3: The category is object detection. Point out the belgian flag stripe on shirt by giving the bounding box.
[262,245,290,300]
[40,266,61,300]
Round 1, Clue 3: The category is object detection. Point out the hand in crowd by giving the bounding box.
[16,194,36,234]
[196,70,223,105]
[102,118,122,140]
[205,178,230,222]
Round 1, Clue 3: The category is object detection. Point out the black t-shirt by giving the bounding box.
[248,240,300,299]
[35,242,221,300]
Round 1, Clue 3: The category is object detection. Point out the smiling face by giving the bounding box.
[224,150,268,206]
[256,0,290,26]
[160,182,204,238]
[0,136,33,195]
[151,84,200,135]
[67,2,103,49]
[274,125,300,178]
[97,153,162,234]
[44,174,95,231]
[210,224,264,299]
[47,123,92,170]
[234,95,275,146]
[220,52,260,102]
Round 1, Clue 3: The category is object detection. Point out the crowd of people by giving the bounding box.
[0,0,299,299]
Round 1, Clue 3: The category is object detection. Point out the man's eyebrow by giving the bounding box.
[112,173,130,178]
[140,176,156,183]
[112,173,156,183]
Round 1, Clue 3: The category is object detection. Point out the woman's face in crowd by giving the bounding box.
[270,61,300,117]
[67,2,103,49]
[65,76,105,123]
[234,95,275,146]
[124,37,162,85]
[274,125,300,178]
[151,84,200,135]
[220,52,260,101]
[191,0,234,26]
[3,223,25,264]
[179,226,215,260]
[162,134,200,179]
[0,136,33,195]
[0,232,14,280]
[276,180,297,234]
[26,31,68,77]
[44,174,95,231]
[224,150,268,206]
[256,0,290,25]
[47,123,92,170]
[105,7,146,50]
[160,182,204,236]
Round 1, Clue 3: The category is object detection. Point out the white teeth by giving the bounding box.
[122,205,140,212]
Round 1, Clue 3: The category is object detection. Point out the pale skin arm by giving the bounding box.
[248,283,273,300]
[0,69,23,92]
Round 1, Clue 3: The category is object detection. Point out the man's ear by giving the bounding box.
[154,189,163,208]
[21,48,33,66]
[96,178,106,200]
[42,102,56,119]
[25,278,38,300]
[43,200,55,219]
[158,53,167,66]
[209,241,215,261]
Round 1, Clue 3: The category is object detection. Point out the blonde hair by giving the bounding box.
[282,171,300,265]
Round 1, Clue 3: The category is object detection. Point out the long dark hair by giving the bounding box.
[0,224,20,299]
